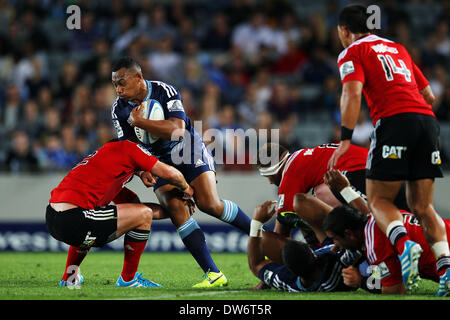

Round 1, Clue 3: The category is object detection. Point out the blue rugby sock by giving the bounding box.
[221,200,251,234]
[177,217,219,273]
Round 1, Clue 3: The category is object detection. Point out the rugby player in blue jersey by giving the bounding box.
[247,200,364,292]
[110,57,251,288]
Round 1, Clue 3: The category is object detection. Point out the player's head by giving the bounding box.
[257,142,290,186]
[282,240,318,279]
[337,5,370,48]
[111,56,145,101]
[322,205,368,251]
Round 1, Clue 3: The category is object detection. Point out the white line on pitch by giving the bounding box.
[112,290,243,300]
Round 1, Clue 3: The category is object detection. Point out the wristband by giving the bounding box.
[340,186,360,203]
[250,219,264,237]
[341,126,353,141]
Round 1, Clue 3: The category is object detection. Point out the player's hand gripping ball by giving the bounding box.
[133,99,165,145]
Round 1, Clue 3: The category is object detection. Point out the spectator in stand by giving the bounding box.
[20,99,43,142]
[1,84,22,132]
[237,83,267,129]
[148,36,181,83]
[267,80,296,121]
[3,130,40,173]
[278,114,303,152]
[202,13,232,52]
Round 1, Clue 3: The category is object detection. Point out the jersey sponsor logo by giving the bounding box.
[431,150,442,165]
[382,145,407,159]
[371,44,399,54]
[339,60,355,80]
[167,99,184,112]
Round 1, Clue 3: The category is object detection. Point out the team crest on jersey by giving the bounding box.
[339,61,355,80]
[382,145,407,159]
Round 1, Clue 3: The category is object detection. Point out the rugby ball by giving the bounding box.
[134,99,165,145]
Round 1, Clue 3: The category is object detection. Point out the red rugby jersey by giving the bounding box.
[337,34,434,124]
[276,143,368,214]
[49,140,158,209]
[364,212,450,287]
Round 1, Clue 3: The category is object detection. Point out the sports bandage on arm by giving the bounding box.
[340,186,360,204]
[250,220,264,238]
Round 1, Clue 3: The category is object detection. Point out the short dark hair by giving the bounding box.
[322,205,368,237]
[338,4,370,34]
[282,240,317,278]
[112,56,142,73]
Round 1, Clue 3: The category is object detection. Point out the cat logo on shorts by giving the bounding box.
[431,151,442,165]
[382,145,407,159]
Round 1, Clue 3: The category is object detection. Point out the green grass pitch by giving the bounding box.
[0,252,447,300]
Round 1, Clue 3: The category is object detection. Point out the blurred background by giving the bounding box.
[0,0,449,252]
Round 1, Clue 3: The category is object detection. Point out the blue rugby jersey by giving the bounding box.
[258,244,360,292]
[111,80,202,159]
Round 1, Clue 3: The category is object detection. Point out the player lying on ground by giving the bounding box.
[111,56,251,288]
[256,142,408,242]
[47,139,194,287]
[247,200,378,293]
[328,4,449,292]
[321,171,450,296]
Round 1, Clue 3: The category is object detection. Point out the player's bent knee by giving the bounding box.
[138,206,153,228]
[197,200,222,216]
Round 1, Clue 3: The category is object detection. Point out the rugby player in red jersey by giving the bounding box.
[327,5,449,292]
[258,142,370,240]
[47,139,194,287]
[322,170,450,296]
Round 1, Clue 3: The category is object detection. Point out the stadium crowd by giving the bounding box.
[0,0,449,173]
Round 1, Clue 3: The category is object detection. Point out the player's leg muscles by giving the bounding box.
[190,171,223,217]
[406,179,448,250]
[190,171,251,233]
[116,203,152,238]
[366,179,404,233]
[156,183,220,273]
[155,184,191,227]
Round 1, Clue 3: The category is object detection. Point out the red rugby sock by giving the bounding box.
[61,246,90,281]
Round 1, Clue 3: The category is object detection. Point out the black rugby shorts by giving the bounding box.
[46,204,118,248]
[366,113,443,181]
